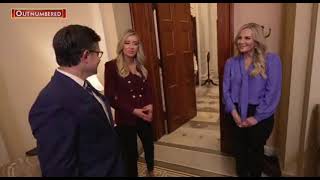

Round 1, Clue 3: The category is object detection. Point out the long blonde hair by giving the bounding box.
[234,23,267,79]
[115,29,148,79]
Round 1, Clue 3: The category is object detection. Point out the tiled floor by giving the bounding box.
[140,84,238,176]
[137,161,198,177]
[158,84,221,152]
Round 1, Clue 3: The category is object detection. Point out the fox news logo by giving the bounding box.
[11,9,66,19]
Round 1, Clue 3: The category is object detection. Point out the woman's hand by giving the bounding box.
[142,104,153,122]
[133,108,152,122]
[143,104,153,113]
[231,109,242,127]
[241,117,258,127]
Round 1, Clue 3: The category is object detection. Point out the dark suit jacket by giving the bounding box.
[104,59,153,126]
[29,70,125,177]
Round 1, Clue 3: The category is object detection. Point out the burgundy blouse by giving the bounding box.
[104,59,153,126]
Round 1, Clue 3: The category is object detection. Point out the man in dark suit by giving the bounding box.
[29,24,125,177]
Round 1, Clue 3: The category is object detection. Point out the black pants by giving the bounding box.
[116,125,138,177]
[116,119,154,177]
[137,119,154,172]
[227,104,274,177]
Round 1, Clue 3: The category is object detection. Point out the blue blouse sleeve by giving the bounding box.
[254,54,282,122]
[223,58,235,113]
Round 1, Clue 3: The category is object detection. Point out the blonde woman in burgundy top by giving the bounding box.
[104,29,154,177]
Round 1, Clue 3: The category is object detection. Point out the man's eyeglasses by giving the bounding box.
[88,50,103,58]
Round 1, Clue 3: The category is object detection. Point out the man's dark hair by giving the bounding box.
[53,24,101,67]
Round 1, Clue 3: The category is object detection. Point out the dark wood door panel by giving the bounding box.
[157,3,173,20]
[156,3,196,133]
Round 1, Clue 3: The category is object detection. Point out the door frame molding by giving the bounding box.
[217,3,234,154]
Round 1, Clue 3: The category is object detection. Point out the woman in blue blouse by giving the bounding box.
[223,23,282,177]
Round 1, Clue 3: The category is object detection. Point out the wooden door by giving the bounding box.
[217,3,234,155]
[130,3,234,152]
[129,3,166,141]
[155,3,197,133]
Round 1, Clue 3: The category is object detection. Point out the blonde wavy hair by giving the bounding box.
[115,29,148,79]
[234,23,267,79]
